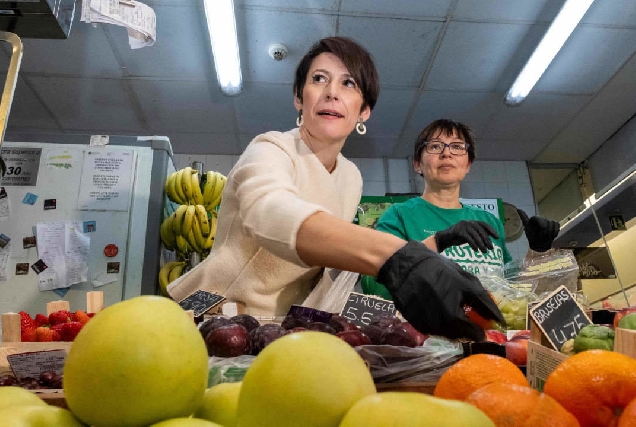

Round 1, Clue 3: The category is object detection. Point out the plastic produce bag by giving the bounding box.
[207,355,255,387]
[302,268,359,313]
[477,273,539,331]
[505,249,580,297]
[355,337,463,384]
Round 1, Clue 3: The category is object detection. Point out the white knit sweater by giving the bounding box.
[167,128,363,316]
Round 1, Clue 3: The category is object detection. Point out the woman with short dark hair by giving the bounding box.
[168,41,502,341]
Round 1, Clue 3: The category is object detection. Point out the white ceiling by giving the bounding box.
[1,0,636,173]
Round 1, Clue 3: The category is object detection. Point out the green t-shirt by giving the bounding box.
[361,197,512,300]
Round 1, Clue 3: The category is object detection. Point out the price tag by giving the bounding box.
[529,285,591,350]
[178,290,225,317]
[7,350,66,382]
[339,292,396,327]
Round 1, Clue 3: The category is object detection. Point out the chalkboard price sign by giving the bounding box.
[340,292,396,327]
[178,290,225,317]
[529,285,591,350]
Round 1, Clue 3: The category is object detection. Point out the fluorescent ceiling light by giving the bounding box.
[504,0,595,106]
[203,0,242,96]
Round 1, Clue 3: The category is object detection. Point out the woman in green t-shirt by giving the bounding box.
[362,119,560,300]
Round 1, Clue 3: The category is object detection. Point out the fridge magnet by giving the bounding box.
[44,199,57,210]
[53,287,70,298]
[0,187,6,199]
[31,259,48,274]
[23,236,36,249]
[104,244,119,257]
[15,263,29,275]
[0,233,10,248]
[22,192,38,205]
[83,220,96,233]
[107,262,120,274]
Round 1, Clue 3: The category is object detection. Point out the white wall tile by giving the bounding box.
[506,182,534,206]
[460,182,486,198]
[517,204,536,217]
[205,155,234,176]
[362,181,387,196]
[484,182,509,200]
[387,158,411,182]
[388,181,412,194]
[482,161,508,183]
[505,161,530,183]
[351,158,385,181]
[414,177,425,193]
[464,161,484,182]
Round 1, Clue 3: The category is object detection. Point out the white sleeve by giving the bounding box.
[231,134,329,265]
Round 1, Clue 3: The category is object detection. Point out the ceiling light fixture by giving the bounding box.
[504,0,595,106]
[203,0,242,96]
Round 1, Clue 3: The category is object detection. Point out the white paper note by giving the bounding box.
[65,221,90,286]
[0,187,9,221]
[36,222,67,291]
[80,0,156,49]
[0,242,10,281]
[77,149,134,211]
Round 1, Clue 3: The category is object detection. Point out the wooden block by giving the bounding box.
[614,328,636,359]
[86,291,104,313]
[185,310,195,322]
[529,318,553,348]
[46,301,70,316]
[1,312,21,343]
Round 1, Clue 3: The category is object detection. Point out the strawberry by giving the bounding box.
[49,310,72,326]
[61,322,83,341]
[19,311,35,332]
[35,327,55,342]
[21,327,37,342]
[50,329,62,341]
[34,313,49,327]
[51,323,65,339]
[72,310,91,325]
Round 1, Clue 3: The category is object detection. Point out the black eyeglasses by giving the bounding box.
[423,141,469,155]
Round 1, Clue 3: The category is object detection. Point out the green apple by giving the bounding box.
[64,296,209,427]
[0,386,48,411]
[150,418,223,426]
[194,382,242,427]
[339,392,495,427]
[237,331,375,427]
[0,405,84,427]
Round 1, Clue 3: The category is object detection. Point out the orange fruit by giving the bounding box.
[466,382,580,426]
[544,350,636,427]
[434,354,528,401]
[619,397,636,427]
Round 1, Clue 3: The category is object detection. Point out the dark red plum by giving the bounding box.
[381,326,417,347]
[336,330,372,347]
[230,314,260,333]
[205,323,250,357]
[249,323,287,355]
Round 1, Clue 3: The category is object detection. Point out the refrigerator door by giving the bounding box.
[0,136,173,328]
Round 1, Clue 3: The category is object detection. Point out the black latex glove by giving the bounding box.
[434,220,499,253]
[517,209,560,252]
[377,241,504,341]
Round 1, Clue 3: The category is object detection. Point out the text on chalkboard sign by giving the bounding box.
[529,285,591,350]
[340,292,396,327]
[178,290,225,317]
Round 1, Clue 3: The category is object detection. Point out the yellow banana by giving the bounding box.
[159,216,176,250]
[191,216,206,252]
[159,261,182,296]
[202,170,217,208]
[181,167,194,203]
[175,234,190,254]
[181,204,196,237]
[202,227,214,251]
[191,173,204,205]
[164,173,176,202]
[187,229,203,254]
[208,210,218,238]
[173,169,187,204]
[168,261,187,283]
[172,205,188,235]
[194,204,210,236]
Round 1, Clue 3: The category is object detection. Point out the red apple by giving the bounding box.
[510,329,531,341]
[485,329,507,344]
[504,339,528,366]
[401,322,428,346]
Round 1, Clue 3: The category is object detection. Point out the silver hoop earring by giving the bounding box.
[296,111,303,127]
[356,119,366,135]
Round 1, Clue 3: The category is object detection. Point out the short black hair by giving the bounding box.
[413,119,475,163]
[293,37,380,112]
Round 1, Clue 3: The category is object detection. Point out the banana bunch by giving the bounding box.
[201,170,227,211]
[164,168,227,210]
[158,261,187,297]
[160,204,218,257]
[164,167,205,205]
